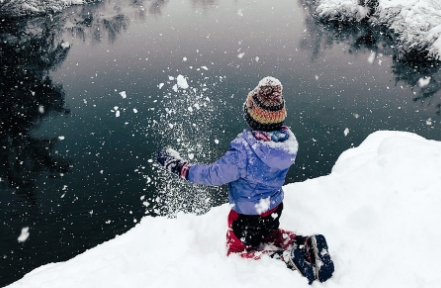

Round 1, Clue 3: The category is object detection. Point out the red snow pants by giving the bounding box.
[226,202,296,258]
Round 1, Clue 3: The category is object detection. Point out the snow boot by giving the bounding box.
[269,249,315,285]
[282,248,315,285]
[305,234,334,282]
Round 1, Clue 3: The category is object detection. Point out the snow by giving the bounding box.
[6,130,441,288]
[313,0,441,59]
[176,74,189,89]
[0,0,87,17]
[119,91,127,99]
[367,51,376,64]
[17,227,30,243]
[418,76,431,87]
[254,197,271,214]
[61,41,70,49]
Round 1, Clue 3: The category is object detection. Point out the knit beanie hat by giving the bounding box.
[243,76,287,131]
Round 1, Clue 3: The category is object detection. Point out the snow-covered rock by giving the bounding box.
[0,0,88,17]
[311,0,441,60]
[6,130,441,288]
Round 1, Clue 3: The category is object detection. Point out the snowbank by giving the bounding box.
[313,0,441,60]
[6,131,441,288]
[0,0,89,17]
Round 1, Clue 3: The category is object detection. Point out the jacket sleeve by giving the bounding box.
[187,140,247,186]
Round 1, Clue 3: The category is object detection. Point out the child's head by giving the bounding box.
[243,76,287,131]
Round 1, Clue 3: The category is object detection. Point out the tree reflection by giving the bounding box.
[0,17,71,201]
[62,0,173,43]
[300,0,441,115]
[65,4,129,43]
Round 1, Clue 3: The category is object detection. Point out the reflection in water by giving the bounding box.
[148,0,169,15]
[392,56,441,115]
[0,17,71,202]
[65,3,130,43]
[0,3,149,285]
[300,0,441,115]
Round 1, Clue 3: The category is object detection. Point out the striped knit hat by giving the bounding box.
[243,76,287,131]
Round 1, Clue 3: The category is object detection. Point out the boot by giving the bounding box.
[304,234,334,282]
[268,248,315,285]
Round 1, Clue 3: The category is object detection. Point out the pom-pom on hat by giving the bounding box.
[243,76,287,131]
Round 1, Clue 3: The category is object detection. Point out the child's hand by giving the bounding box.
[156,148,189,179]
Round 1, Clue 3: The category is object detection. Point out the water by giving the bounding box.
[1,0,440,286]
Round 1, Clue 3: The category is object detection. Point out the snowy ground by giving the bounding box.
[6,130,441,288]
[311,0,441,60]
[0,0,91,17]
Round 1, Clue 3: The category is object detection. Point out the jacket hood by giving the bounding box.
[242,127,298,169]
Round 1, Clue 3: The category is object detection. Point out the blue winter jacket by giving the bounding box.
[187,127,298,215]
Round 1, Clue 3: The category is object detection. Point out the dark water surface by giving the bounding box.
[1,0,441,286]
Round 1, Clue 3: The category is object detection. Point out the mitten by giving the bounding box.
[156,148,190,179]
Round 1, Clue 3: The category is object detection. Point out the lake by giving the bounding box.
[1,0,440,286]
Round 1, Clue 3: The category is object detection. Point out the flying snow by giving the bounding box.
[61,41,70,49]
[367,51,376,64]
[176,75,189,89]
[119,91,127,99]
[254,197,271,214]
[418,76,431,87]
[17,227,30,243]
[426,118,433,125]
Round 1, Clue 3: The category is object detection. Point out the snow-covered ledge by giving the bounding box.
[312,0,441,60]
[0,0,88,17]
[6,131,441,288]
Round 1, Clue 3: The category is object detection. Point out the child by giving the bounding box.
[157,77,333,284]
